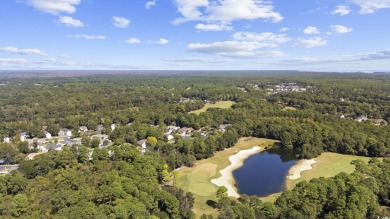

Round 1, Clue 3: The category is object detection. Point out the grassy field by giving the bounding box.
[286,152,371,189]
[189,101,235,115]
[176,137,277,218]
[282,106,298,111]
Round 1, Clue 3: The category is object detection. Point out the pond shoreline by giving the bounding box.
[211,146,261,198]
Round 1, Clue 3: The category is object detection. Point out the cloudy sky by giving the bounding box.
[1,0,390,71]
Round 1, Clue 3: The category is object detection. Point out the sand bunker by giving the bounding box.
[287,159,316,180]
[211,146,261,198]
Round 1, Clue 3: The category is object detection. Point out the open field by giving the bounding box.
[176,137,277,218]
[189,101,235,115]
[282,106,298,111]
[285,152,372,189]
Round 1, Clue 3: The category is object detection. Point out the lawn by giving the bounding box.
[176,137,277,218]
[188,101,235,115]
[285,152,372,189]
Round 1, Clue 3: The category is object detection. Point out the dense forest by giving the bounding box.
[0,72,389,218]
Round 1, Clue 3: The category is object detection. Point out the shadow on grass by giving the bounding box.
[206,200,218,208]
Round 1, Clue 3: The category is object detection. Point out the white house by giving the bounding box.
[164,134,174,141]
[20,132,29,142]
[355,115,368,123]
[137,139,147,149]
[58,128,72,137]
[3,137,10,143]
[111,124,116,132]
[179,127,194,136]
[40,144,62,153]
[44,131,52,139]
[79,126,88,132]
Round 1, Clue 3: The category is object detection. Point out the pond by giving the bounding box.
[232,148,297,197]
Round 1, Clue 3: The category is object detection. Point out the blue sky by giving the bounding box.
[0,0,390,71]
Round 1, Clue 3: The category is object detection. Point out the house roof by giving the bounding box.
[137,139,147,145]
[44,144,62,150]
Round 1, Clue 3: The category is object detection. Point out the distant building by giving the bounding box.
[61,137,81,146]
[355,115,368,123]
[179,127,194,135]
[79,126,89,132]
[58,128,72,137]
[20,132,30,142]
[164,134,174,141]
[3,137,10,143]
[44,131,52,139]
[219,124,232,132]
[111,124,116,132]
[41,144,62,153]
[96,125,104,132]
[137,139,147,149]
[372,119,388,126]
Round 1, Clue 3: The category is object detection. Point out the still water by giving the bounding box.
[233,148,297,197]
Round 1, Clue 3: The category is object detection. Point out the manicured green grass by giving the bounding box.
[188,101,235,115]
[286,152,371,189]
[176,137,277,218]
[282,106,298,111]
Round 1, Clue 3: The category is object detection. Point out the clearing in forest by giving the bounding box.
[175,137,277,218]
[188,101,235,115]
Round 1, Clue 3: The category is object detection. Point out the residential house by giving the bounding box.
[219,124,232,132]
[61,137,82,146]
[111,124,116,132]
[79,126,88,132]
[137,139,147,149]
[44,131,52,139]
[164,133,174,141]
[3,137,10,143]
[58,128,72,137]
[372,119,388,126]
[96,125,104,132]
[179,127,194,136]
[340,114,346,119]
[20,132,29,142]
[166,126,180,134]
[355,115,368,123]
[91,134,110,147]
[41,144,62,153]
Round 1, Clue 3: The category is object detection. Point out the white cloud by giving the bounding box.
[279,27,289,32]
[232,32,291,46]
[0,58,28,64]
[113,16,130,28]
[125,38,141,44]
[146,0,156,9]
[163,57,205,62]
[281,50,390,65]
[303,26,320,34]
[330,25,353,34]
[331,5,350,16]
[187,41,284,58]
[58,16,83,27]
[0,46,46,56]
[25,0,81,15]
[195,23,232,31]
[187,31,289,58]
[150,38,169,44]
[68,34,106,40]
[351,0,390,14]
[295,37,328,48]
[173,0,283,29]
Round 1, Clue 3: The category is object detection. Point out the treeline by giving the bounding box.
[0,145,194,218]
[207,158,390,219]
[0,74,389,164]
